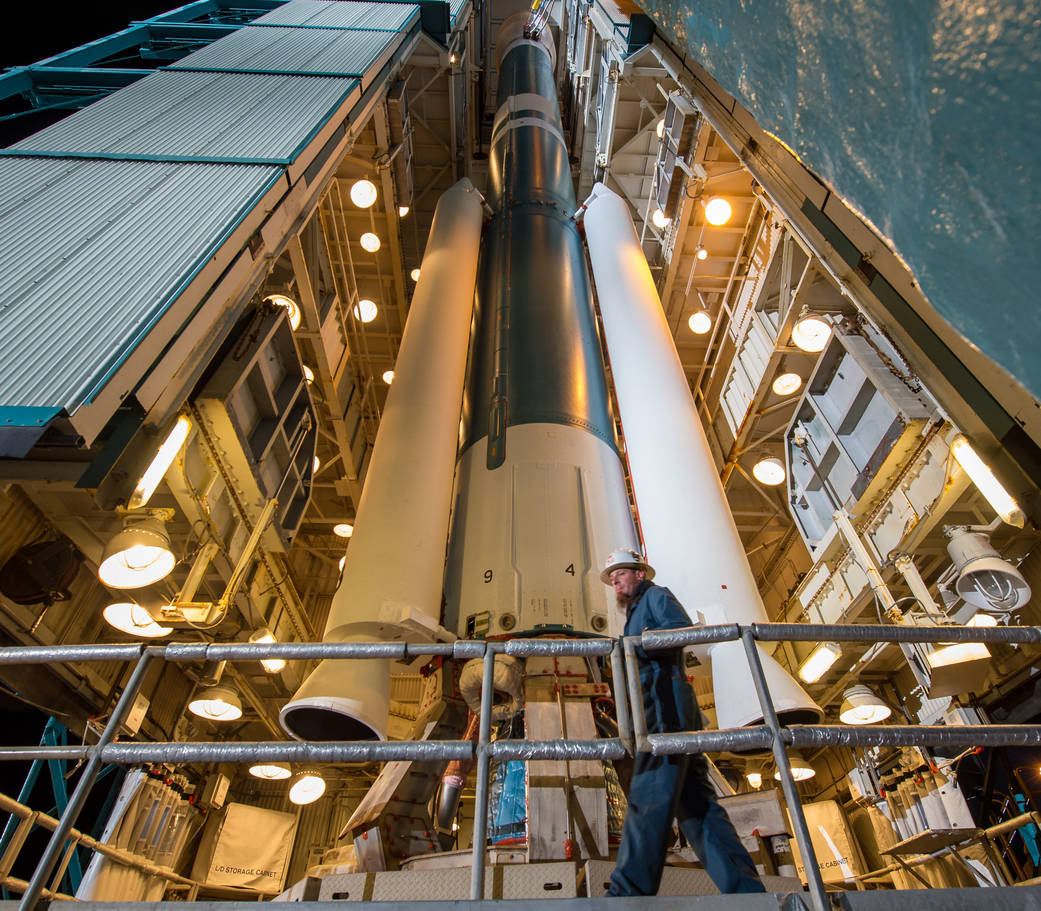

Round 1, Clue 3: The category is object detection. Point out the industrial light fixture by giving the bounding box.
[839,685,891,725]
[188,685,243,722]
[798,641,841,683]
[791,313,831,353]
[694,244,708,261]
[774,750,816,781]
[360,232,381,253]
[772,372,802,396]
[354,299,378,323]
[967,612,997,627]
[703,196,732,226]
[688,311,712,334]
[449,52,457,64]
[103,602,172,639]
[128,415,191,510]
[927,641,991,670]
[946,526,1031,613]
[382,370,395,385]
[410,268,421,281]
[265,294,301,331]
[950,435,1025,527]
[250,628,286,674]
[313,456,321,473]
[338,555,346,571]
[349,179,377,208]
[398,205,410,217]
[98,517,175,589]
[745,761,765,789]
[651,207,671,229]
[249,762,291,780]
[655,118,665,139]
[302,365,314,384]
[752,456,786,485]
[333,523,354,538]
[289,770,326,805]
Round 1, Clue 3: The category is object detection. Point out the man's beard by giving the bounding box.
[616,591,635,611]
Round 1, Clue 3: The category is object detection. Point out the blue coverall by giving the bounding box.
[607,580,766,896]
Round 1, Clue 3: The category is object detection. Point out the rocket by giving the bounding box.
[281,12,818,746]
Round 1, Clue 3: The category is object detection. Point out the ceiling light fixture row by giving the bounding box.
[248,764,326,804]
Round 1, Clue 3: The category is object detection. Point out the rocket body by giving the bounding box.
[444,19,638,638]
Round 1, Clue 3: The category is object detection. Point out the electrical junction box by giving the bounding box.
[199,772,230,810]
[121,692,150,736]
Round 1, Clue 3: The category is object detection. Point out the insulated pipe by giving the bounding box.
[280,178,484,742]
[581,183,821,730]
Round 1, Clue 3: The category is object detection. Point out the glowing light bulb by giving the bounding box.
[290,772,326,805]
[128,415,191,510]
[950,435,1024,527]
[688,311,711,334]
[704,197,732,225]
[791,315,832,353]
[360,232,381,253]
[398,205,410,217]
[651,208,670,229]
[103,602,172,638]
[354,299,378,322]
[752,456,785,485]
[694,245,708,261]
[655,119,665,139]
[350,179,377,208]
[265,294,301,330]
[772,372,802,396]
[302,365,314,384]
[250,629,286,673]
[382,370,395,385]
[250,762,291,780]
[410,268,421,281]
[799,642,841,683]
[333,523,354,538]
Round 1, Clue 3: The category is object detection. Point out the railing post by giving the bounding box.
[621,636,649,753]
[609,640,633,752]
[469,643,496,900]
[740,627,830,911]
[18,649,153,911]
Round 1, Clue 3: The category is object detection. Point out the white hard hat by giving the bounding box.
[600,547,655,584]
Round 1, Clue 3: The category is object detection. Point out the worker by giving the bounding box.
[602,547,766,896]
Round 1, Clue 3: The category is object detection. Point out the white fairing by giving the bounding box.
[583,183,821,728]
[445,423,639,638]
[281,178,485,742]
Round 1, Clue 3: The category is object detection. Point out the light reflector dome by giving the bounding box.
[688,311,711,334]
[651,208,670,229]
[98,519,175,589]
[360,232,381,253]
[354,299,378,323]
[249,762,291,780]
[333,523,354,538]
[189,685,243,722]
[410,268,421,281]
[398,205,410,217]
[839,685,891,725]
[349,179,377,208]
[792,315,831,352]
[774,750,816,781]
[265,294,301,331]
[694,244,708,261]
[289,770,326,805]
[382,370,395,385]
[772,372,802,396]
[752,456,785,485]
[103,602,172,638]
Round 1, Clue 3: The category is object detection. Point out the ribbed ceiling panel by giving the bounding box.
[170,25,397,76]
[0,157,280,413]
[13,70,359,162]
[253,0,419,31]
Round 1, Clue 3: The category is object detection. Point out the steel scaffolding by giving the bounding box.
[1,621,1039,911]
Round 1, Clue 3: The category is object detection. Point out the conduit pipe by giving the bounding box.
[580,183,821,730]
[280,178,485,742]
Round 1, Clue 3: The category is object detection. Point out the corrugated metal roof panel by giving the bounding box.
[170,25,397,77]
[13,70,359,163]
[450,0,467,23]
[254,0,419,31]
[0,156,281,413]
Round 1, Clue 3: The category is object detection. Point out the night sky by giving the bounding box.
[1,2,176,69]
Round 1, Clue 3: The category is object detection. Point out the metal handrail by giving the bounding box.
[1,622,1038,911]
